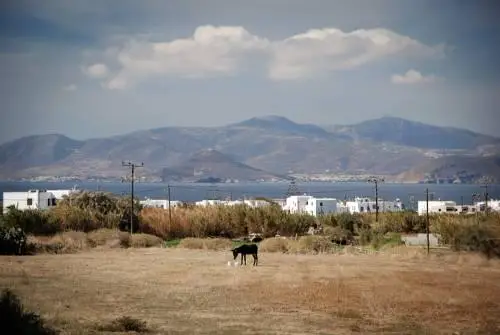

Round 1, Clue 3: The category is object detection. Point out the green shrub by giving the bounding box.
[402,214,427,233]
[0,225,27,255]
[2,208,58,235]
[448,224,500,259]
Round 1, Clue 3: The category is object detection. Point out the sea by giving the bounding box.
[1,181,499,208]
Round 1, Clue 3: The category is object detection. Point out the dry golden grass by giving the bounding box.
[27,229,163,253]
[260,236,346,254]
[1,248,500,334]
[178,237,233,251]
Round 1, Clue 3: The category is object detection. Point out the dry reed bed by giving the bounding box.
[27,229,163,254]
[1,248,499,334]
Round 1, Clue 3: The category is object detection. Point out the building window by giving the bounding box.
[319,202,323,206]
[52,198,57,206]
[360,206,364,212]
[48,199,51,206]
[27,198,33,206]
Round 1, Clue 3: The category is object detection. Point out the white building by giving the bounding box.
[140,198,183,209]
[417,200,458,215]
[46,186,80,200]
[193,199,271,208]
[195,199,224,207]
[336,201,350,213]
[476,200,500,213]
[282,195,313,214]
[304,197,338,216]
[346,197,404,214]
[2,190,57,214]
[243,199,270,208]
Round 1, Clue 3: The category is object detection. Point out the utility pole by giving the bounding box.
[167,185,172,225]
[479,176,493,215]
[122,161,144,234]
[481,184,489,215]
[368,177,384,222]
[472,192,481,224]
[285,179,301,197]
[426,188,430,255]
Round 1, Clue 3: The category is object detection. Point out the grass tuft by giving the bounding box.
[97,316,149,333]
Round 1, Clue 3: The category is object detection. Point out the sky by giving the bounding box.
[0,0,499,144]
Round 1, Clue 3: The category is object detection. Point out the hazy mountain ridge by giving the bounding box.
[396,155,500,183]
[160,149,288,182]
[0,116,498,182]
[327,116,499,150]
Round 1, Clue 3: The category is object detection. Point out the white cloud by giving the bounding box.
[87,25,445,89]
[269,28,444,80]
[102,26,269,89]
[83,63,110,78]
[391,69,442,85]
[62,84,77,91]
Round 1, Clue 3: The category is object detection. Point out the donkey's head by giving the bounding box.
[231,248,238,260]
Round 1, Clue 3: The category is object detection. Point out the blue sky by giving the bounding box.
[0,0,499,144]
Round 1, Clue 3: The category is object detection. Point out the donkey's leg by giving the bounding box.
[243,254,247,265]
[253,253,258,266]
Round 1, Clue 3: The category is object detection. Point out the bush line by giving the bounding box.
[1,191,499,257]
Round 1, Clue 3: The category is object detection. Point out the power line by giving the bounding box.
[122,161,144,234]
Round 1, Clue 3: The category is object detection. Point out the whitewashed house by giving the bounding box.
[2,190,57,214]
[243,199,270,208]
[346,197,404,214]
[304,197,338,216]
[272,199,286,207]
[46,186,80,200]
[225,200,245,206]
[195,199,224,207]
[474,200,500,213]
[417,200,458,216]
[282,195,313,214]
[140,198,183,209]
[336,201,350,213]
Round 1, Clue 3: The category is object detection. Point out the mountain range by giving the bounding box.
[0,116,499,183]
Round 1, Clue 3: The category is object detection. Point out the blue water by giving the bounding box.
[1,181,499,207]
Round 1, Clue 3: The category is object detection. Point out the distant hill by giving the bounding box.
[326,116,499,150]
[232,115,334,138]
[160,149,287,182]
[395,155,500,183]
[0,115,499,182]
[0,134,83,170]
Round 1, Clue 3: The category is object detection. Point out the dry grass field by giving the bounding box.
[1,247,500,335]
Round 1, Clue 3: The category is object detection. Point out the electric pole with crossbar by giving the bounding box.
[368,176,384,222]
[122,161,144,234]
